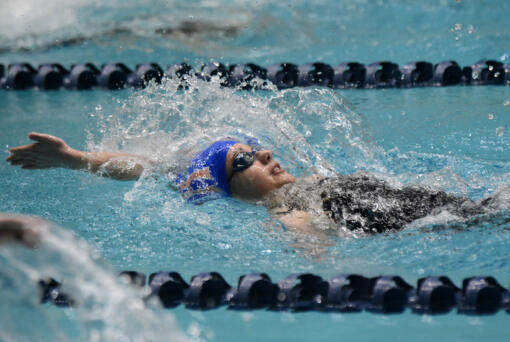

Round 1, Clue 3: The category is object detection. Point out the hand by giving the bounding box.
[7,132,145,180]
[6,132,80,170]
[0,214,44,248]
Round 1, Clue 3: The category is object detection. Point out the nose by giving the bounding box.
[255,150,273,164]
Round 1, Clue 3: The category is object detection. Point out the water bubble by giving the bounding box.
[218,242,231,250]
[467,25,474,34]
[488,114,494,120]
[504,101,510,107]
[454,24,462,31]
[496,127,504,136]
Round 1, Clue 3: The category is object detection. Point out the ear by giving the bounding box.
[228,175,240,197]
[229,174,253,200]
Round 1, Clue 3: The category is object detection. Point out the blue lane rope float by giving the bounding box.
[1,60,509,90]
[38,271,510,315]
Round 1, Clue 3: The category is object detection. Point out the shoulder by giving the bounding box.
[277,210,314,233]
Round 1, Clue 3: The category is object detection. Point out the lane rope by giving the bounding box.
[1,60,509,90]
[39,271,510,314]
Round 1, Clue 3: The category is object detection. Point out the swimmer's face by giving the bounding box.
[227,143,295,200]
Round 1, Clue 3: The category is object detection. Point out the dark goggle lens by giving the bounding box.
[232,151,255,172]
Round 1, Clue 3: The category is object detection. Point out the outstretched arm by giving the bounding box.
[6,132,146,181]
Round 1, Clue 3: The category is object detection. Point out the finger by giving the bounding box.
[8,158,32,166]
[9,160,24,166]
[6,155,37,166]
[21,164,38,170]
[28,132,59,144]
[9,143,39,153]
[14,156,38,164]
[7,150,37,158]
[6,156,23,164]
[6,154,33,162]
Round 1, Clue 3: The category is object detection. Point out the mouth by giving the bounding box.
[270,162,285,175]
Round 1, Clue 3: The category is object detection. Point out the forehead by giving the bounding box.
[230,143,252,153]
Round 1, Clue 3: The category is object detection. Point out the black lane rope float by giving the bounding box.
[39,271,510,315]
[1,60,509,91]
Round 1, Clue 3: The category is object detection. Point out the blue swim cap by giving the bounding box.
[176,139,239,204]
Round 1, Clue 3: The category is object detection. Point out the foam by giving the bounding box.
[0,218,192,341]
[0,0,98,49]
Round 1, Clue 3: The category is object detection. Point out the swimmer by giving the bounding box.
[6,132,498,234]
[0,213,43,248]
[1,20,240,55]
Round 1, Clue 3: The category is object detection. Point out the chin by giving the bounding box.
[275,172,295,186]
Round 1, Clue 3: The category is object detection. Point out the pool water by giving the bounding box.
[1,0,510,341]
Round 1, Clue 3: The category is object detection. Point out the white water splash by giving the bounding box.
[0,218,192,342]
[0,0,101,49]
[85,76,384,181]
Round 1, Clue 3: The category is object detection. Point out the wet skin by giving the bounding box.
[5,133,324,247]
[0,214,43,248]
[6,134,295,198]
[226,143,295,200]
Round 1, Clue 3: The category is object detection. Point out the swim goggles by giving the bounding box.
[232,151,256,173]
[230,144,263,180]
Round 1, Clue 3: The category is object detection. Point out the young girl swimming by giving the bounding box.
[6,132,496,234]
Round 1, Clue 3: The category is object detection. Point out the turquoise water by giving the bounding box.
[1,0,510,341]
